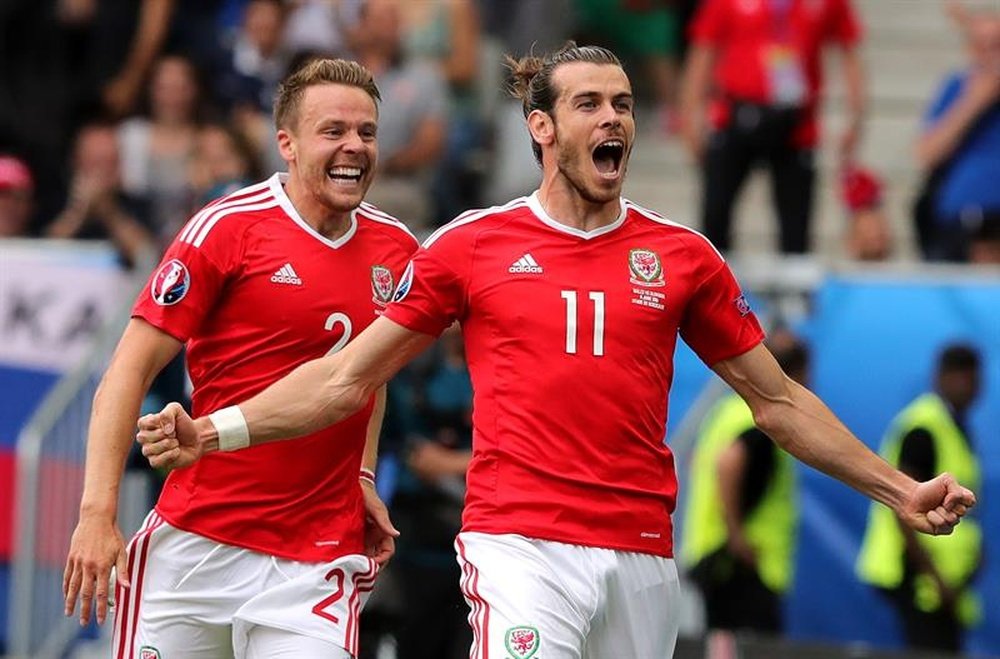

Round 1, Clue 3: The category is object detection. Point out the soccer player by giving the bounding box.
[62,59,418,658]
[137,44,976,658]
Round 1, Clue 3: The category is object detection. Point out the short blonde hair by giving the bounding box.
[273,58,381,131]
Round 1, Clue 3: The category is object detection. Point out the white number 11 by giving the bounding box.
[560,290,605,356]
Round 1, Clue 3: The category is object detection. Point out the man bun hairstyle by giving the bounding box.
[505,41,622,164]
[274,58,381,131]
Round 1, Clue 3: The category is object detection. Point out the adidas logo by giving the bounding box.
[508,253,543,274]
[270,263,302,285]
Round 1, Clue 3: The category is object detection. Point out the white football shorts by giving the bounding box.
[455,531,681,659]
[112,510,377,658]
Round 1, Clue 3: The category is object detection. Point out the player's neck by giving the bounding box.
[537,177,621,232]
[283,178,353,240]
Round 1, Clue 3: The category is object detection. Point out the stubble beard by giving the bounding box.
[555,129,621,206]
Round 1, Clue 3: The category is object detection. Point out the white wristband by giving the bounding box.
[208,406,250,452]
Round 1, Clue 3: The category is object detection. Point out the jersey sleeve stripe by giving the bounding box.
[179,187,275,244]
[422,198,529,248]
[623,199,725,260]
[188,199,280,247]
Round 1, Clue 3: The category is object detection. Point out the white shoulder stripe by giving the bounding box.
[188,199,280,247]
[357,203,418,242]
[179,187,275,244]
[423,198,529,248]
[624,199,724,261]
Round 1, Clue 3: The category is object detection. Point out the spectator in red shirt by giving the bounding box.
[681,0,866,254]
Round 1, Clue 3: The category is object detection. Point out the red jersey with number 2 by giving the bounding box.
[133,174,418,562]
[384,194,764,557]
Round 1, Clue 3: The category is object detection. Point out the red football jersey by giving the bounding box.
[384,194,764,557]
[133,174,418,561]
[690,0,861,147]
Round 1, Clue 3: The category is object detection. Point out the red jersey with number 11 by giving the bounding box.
[133,174,418,562]
[383,194,764,557]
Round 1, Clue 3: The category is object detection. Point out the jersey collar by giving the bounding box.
[526,192,627,240]
[269,173,359,249]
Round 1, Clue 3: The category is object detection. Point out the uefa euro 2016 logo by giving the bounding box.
[151,259,191,306]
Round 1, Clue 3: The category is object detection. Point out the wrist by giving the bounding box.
[195,416,221,454]
[79,500,118,520]
[360,467,376,487]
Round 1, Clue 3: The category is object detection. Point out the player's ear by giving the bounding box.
[527,110,555,148]
[277,128,296,163]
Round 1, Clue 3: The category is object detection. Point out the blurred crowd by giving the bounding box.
[1,0,998,264]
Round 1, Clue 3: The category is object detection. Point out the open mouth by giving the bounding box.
[592,139,625,178]
[327,165,364,185]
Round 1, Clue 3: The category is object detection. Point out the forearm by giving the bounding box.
[199,354,375,449]
[755,381,916,511]
[118,0,174,84]
[842,49,866,135]
[79,372,154,518]
[195,317,435,454]
[680,45,713,133]
[916,95,985,169]
[99,206,154,265]
[361,385,387,472]
[383,122,445,174]
[716,445,748,543]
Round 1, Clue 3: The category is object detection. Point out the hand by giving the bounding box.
[837,120,861,163]
[964,69,1000,111]
[726,533,758,567]
[136,402,200,470]
[681,117,707,164]
[63,514,129,626]
[407,441,467,482]
[898,472,976,535]
[102,73,142,119]
[360,481,399,566]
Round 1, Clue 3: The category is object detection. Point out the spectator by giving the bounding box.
[389,324,473,659]
[478,0,573,206]
[0,155,35,237]
[968,210,1000,265]
[681,0,866,254]
[188,123,262,208]
[282,0,361,59]
[398,0,484,223]
[857,343,983,653]
[914,4,1000,262]
[682,330,807,634]
[574,0,681,134]
[118,53,203,242]
[350,0,447,231]
[218,0,290,114]
[46,121,155,268]
[840,163,892,261]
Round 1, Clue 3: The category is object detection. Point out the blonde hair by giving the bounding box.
[273,58,381,130]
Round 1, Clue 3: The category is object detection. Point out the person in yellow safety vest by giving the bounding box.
[857,343,983,653]
[682,330,808,633]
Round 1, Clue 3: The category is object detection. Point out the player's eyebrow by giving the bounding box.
[568,91,634,103]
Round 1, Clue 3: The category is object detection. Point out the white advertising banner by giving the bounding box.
[0,239,131,373]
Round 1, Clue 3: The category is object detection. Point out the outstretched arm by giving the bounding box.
[139,316,435,468]
[712,344,975,535]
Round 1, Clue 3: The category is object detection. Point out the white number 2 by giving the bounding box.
[560,290,605,356]
[324,312,353,356]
